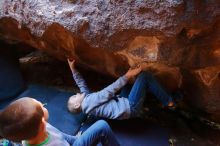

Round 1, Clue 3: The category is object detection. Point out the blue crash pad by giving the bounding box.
[81,116,170,146]
[110,120,170,146]
[0,84,170,146]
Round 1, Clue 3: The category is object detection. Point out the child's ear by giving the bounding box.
[39,118,46,131]
[74,103,80,109]
[42,118,47,125]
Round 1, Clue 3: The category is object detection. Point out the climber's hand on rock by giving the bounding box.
[125,65,142,80]
[67,58,76,73]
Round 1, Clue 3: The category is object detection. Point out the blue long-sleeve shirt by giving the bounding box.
[72,71,131,120]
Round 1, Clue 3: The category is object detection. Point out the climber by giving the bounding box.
[67,58,181,119]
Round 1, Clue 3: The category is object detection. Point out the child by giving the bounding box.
[67,59,176,119]
[0,97,120,146]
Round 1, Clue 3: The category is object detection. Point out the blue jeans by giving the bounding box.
[63,120,120,146]
[120,71,173,117]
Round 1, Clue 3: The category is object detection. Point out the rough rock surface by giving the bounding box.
[0,0,220,123]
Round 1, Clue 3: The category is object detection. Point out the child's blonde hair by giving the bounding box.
[0,97,44,142]
[67,94,81,113]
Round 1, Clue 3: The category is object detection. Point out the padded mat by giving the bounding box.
[110,120,170,146]
[0,85,170,145]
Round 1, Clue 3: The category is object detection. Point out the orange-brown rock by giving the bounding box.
[0,0,219,123]
[182,65,220,122]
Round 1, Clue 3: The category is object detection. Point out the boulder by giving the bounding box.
[0,0,219,123]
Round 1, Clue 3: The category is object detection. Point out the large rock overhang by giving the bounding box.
[0,0,220,123]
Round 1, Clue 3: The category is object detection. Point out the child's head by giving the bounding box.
[67,93,85,114]
[0,97,48,142]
